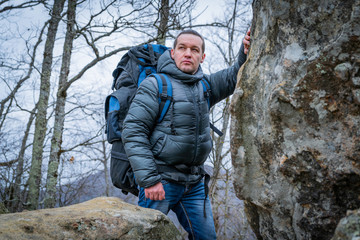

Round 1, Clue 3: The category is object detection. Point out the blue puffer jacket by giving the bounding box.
[122,45,247,188]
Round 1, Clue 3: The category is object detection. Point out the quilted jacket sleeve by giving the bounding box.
[121,77,161,188]
[207,44,247,107]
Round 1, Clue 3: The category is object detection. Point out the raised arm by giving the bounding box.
[207,29,251,106]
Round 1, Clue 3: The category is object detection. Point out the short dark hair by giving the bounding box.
[173,29,205,53]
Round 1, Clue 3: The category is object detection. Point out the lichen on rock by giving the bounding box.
[230,0,360,239]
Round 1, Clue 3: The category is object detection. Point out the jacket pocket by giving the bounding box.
[195,138,213,165]
[156,135,195,165]
[152,134,167,157]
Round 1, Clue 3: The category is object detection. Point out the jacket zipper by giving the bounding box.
[191,84,200,164]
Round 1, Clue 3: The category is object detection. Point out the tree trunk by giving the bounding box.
[102,139,110,197]
[7,19,47,213]
[209,0,238,197]
[157,0,169,45]
[10,107,36,212]
[44,0,76,209]
[209,98,231,196]
[27,0,65,210]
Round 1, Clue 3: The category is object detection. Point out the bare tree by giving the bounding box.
[44,0,77,208]
[208,0,250,196]
[8,106,36,212]
[27,0,66,210]
[0,7,49,212]
[100,135,111,197]
[203,0,253,239]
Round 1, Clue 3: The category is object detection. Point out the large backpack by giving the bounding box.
[105,44,219,196]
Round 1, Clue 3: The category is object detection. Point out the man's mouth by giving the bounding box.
[182,60,192,65]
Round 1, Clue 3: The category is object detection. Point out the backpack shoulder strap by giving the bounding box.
[151,73,173,123]
[200,78,224,137]
[200,78,211,108]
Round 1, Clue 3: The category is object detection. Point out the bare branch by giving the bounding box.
[0,159,17,167]
[0,0,44,14]
[63,37,157,92]
[60,126,104,153]
[0,20,48,123]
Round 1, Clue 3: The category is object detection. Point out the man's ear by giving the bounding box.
[171,49,174,59]
[200,53,206,63]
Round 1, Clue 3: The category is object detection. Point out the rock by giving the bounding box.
[334,62,352,81]
[0,197,182,240]
[353,89,360,105]
[331,209,360,240]
[353,77,360,87]
[230,0,360,239]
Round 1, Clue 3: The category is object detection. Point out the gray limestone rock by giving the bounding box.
[0,197,182,240]
[230,0,360,239]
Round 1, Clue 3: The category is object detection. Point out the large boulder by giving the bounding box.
[230,0,360,239]
[0,197,182,240]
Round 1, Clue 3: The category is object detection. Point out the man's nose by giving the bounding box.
[184,48,191,56]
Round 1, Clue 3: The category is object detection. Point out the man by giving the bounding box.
[122,29,250,239]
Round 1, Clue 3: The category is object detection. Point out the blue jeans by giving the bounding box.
[138,180,216,240]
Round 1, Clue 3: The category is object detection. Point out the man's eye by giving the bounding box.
[192,48,199,53]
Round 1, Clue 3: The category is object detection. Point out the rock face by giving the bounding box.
[230,0,360,239]
[0,197,182,240]
[331,209,360,240]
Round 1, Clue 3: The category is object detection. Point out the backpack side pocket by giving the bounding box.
[105,95,122,143]
[110,141,139,196]
[105,85,137,143]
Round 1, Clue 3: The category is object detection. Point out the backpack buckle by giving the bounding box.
[204,89,212,98]
[160,93,168,100]
[160,93,172,101]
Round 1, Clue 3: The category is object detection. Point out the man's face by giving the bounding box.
[171,34,206,74]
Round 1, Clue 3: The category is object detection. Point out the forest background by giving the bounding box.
[0,0,253,239]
